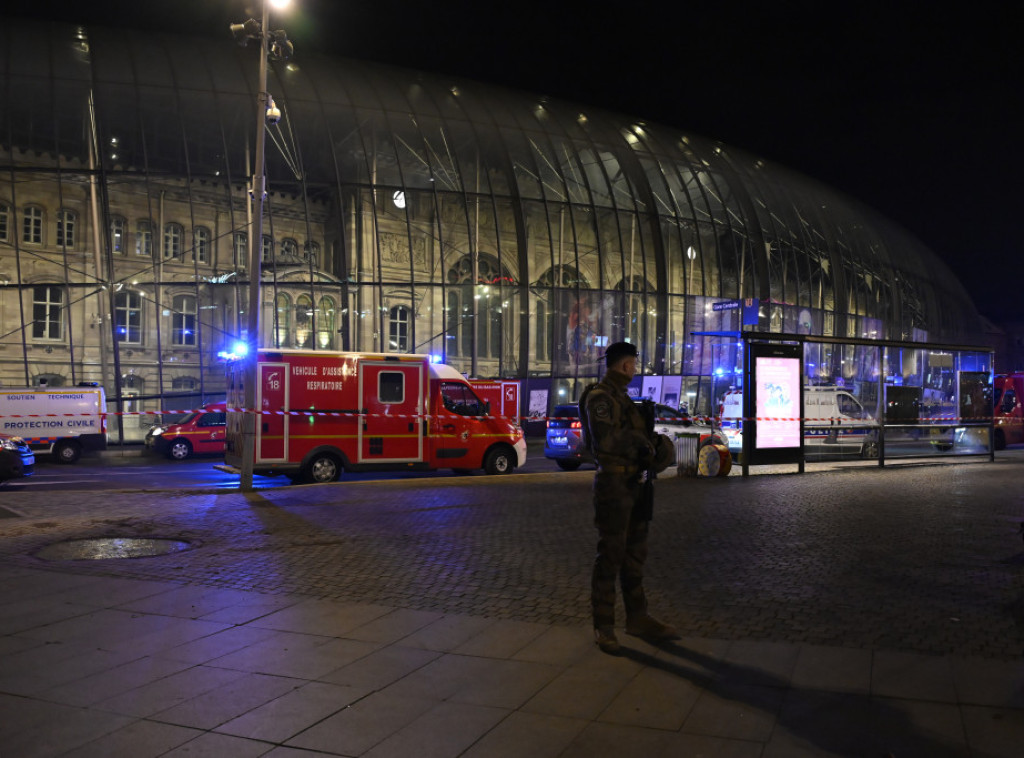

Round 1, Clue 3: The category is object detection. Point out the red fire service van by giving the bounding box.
[223,349,526,483]
[993,373,1024,450]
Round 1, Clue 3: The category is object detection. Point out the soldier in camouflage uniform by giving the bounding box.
[580,341,679,654]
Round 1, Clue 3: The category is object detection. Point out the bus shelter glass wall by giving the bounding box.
[802,342,881,461]
[882,348,992,457]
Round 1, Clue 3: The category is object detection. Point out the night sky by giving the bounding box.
[10,1,1023,322]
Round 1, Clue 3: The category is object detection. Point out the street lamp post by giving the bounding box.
[230,1,292,491]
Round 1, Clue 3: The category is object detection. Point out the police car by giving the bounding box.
[544,401,718,470]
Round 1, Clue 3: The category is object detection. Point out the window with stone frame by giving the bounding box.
[388,305,409,352]
[233,232,247,267]
[114,291,143,343]
[110,215,126,253]
[171,293,197,346]
[32,285,64,341]
[163,222,184,259]
[193,226,211,263]
[56,209,77,249]
[23,205,43,245]
[136,219,153,256]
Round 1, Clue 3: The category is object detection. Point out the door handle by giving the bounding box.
[443,424,455,432]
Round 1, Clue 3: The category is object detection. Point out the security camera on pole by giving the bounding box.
[229,0,293,491]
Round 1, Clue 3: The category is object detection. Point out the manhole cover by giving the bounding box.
[35,537,193,561]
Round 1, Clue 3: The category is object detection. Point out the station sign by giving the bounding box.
[712,298,760,326]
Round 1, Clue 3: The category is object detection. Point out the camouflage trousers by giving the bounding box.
[591,470,649,628]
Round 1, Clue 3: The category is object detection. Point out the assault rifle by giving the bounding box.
[637,398,657,521]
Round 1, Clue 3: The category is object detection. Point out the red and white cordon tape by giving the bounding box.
[0,410,1009,424]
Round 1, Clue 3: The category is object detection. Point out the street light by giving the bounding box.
[230,0,293,490]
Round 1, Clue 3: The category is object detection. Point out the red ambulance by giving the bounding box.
[224,349,527,483]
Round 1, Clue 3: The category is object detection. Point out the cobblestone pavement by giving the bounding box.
[2,456,1024,660]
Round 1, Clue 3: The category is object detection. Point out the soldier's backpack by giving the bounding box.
[577,382,599,456]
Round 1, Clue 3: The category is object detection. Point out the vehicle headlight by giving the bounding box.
[0,438,18,451]
[149,426,165,437]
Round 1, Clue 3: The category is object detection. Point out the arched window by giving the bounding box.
[280,238,298,258]
[389,305,410,352]
[114,291,143,343]
[537,265,590,289]
[32,285,64,341]
[136,219,153,256]
[193,226,211,263]
[294,294,313,348]
[163,222,184,259]
[109,215,126,253]
[171,294,197,346]
[56,209,76,249]
[446,253,514,359]
[535,266,590,363]
[261,235,274,263]
[23,205,43,245]
[317,296,335,349]
[274,293,291,348]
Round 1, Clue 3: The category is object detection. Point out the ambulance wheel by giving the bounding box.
[556,460,581,471]
[860,440,880,459]
[484,446,515,475]
[306,453,342,483]
[53,440,81,464]
[167,439,193,460]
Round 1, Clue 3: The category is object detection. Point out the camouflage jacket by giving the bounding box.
[581,370,653,469]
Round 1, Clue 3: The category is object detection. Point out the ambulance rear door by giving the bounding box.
[257,361,289,462]
[358,360,425,463]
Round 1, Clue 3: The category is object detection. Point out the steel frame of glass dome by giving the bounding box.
[0,19,984,435]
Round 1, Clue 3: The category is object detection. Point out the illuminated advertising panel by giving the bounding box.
[755,355,801,448]
[744,341,803,467]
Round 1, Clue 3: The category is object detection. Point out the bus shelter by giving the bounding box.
[697,332,994,476]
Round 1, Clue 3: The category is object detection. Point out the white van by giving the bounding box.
[719,386,879,459]
[0,385,108,463]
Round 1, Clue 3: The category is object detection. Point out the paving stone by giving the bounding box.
[285,691,437,755]
[317,644,441,690]
[461,710,587,758]
[871,649,958,702]
[682,681,784,742]
[58,718,202,758]
[215,680,368,743]
[161,731,274,757]
[361,701,508,758]
[153,672,305,730]
[41,655,195,707]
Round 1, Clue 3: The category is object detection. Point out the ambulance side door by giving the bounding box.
[358,362,424,463]
[433,381,488,466]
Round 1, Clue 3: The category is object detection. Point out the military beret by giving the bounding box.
[604,341,638,367]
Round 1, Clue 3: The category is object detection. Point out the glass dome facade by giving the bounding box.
[0,19,983,429]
